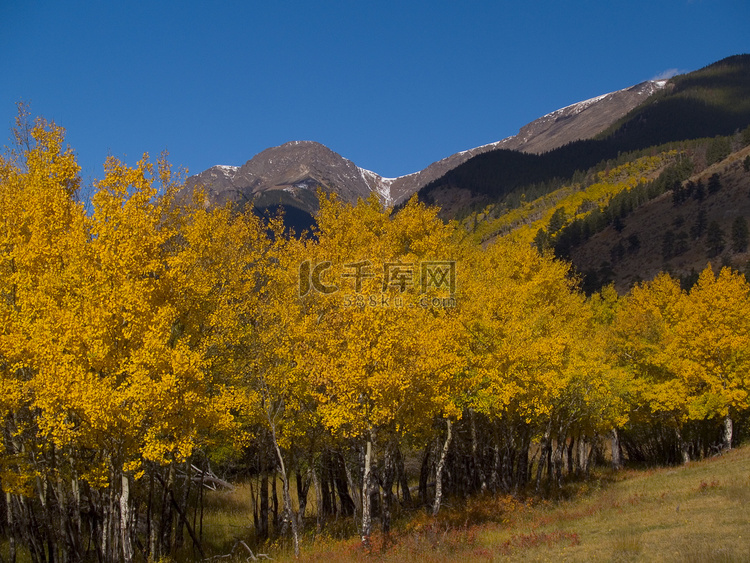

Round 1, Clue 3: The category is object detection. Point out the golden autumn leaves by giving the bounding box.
[1,118,237,492]
[1,115,749,559]
[611,267,750,452]
[2,117,747,483]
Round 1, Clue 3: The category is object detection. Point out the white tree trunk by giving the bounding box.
[270,424,300,558]
[312,461,324,532]
[535,421,552,491]
[577,436,587,475]
[343,455,362,518]
[722,414,733,451]
[470,410,487,492]
[611,428,622,470]
[432,419,452,516]
[120,473,133,563]
[361,437,373,548]
[101,490,109,561]
[6,492,16,563]
[675,427,690,464]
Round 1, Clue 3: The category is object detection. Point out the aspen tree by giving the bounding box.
[612,273,691,463]
[677,266,750,450]
[1,114,238,560]
[296,195,463,544]
[461,238,599,486]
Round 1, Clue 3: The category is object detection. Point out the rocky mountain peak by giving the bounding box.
[184,80,668,213]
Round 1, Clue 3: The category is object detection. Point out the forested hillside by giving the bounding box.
[452,129,750,293]
[568,142,750,292]
[600,54,750,149]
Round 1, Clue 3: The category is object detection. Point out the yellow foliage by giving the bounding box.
[1,112,746,535]
[677,266,750,420]
[468,153,674,244]
[295,194,465,440]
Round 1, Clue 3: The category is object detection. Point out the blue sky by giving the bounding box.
[1,1,748,183]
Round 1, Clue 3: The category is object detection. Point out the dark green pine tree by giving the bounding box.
[742,124,750,147]
[547,207,567,234]
[707,173,722,195]
[706,136,731,166]
[627,233,641,253]
[691,208,708,240]
[706,221,726,257]
[693,180,706,202]
[731,216,749,253]
[533,228,551,253]
[613,215,625,233]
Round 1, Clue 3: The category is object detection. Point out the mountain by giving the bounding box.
[182,80,668,215]
[601,54,750,150]
[183,141,374,210]
[487,80,668,154]
[418,55,750,218]
[179,54,750,293]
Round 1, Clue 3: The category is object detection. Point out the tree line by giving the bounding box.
[1,116,748,562]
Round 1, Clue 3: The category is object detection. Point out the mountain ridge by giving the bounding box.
[183,80,668,213]
[418,55,750,220]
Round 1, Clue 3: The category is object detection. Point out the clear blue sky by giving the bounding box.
[1,1,748,183]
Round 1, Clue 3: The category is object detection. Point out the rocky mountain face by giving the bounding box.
[183,81,667,213]
[490,80,668,154]
[183,141,375,213]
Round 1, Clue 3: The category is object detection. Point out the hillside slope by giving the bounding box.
[570,144,750,293]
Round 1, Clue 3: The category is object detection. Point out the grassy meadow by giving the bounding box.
[193,445,750,562]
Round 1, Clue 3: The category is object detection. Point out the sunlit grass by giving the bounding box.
[192,481,259,557]
[194,444,750,561]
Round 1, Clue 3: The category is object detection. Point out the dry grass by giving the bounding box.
[199,444,750,562]
[468,446,750,562]
[189,481,263,558]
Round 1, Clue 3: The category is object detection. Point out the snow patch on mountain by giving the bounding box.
[542,80,667,122]
[507,81,667,142]
[358,167,395,207]
[214,165,238,175]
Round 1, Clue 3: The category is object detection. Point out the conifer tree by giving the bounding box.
[731,216,749,253]
[706,221,726,257]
